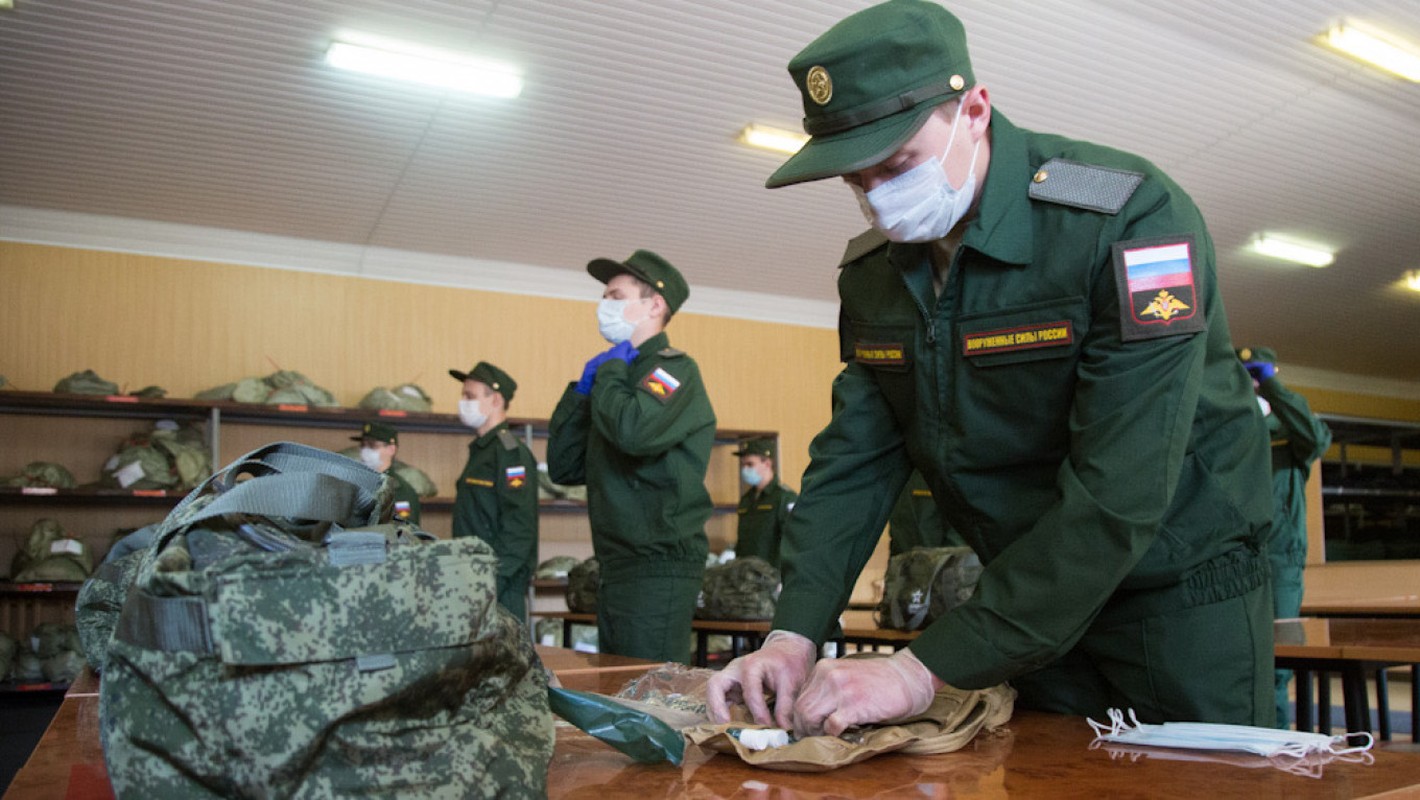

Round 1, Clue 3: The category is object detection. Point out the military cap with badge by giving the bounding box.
[450,361,518,404]
[733,438,777,460]
[587,249,691,317]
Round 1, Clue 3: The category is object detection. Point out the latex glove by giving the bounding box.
[706,630,817,729]
[606,339,640,365]
[1243,361,1277,383]
[791,648,939,738]
[573,350,616,395]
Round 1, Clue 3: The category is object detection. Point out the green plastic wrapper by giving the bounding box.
[548,687,685,765]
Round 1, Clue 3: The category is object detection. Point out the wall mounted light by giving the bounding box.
[327,33,522,98]
[1404,270,1420,293]
[1248,234,1336,268]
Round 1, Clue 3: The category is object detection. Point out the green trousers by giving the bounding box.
[597,575,701,663]
[1011,559,1272,726]
[1271,559,1305,728]
[496,565,531,624]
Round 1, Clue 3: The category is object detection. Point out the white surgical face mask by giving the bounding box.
[741,465,764,487]
[458,398,488,430]
[597,297,646,344]
[1089,708,1373,759]
[854,100,981,243]
[358,447,384,471]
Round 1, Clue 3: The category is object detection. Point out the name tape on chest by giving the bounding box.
[464,477,494,488]
[962,321,1074,357]
[1113,235,1206,341]
[854,341,907,366]
[640,366,682,403]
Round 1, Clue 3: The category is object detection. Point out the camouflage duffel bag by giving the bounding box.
[565,557,599,614]
[98,442,553,799]
[876,546,983,631]
[695,556,780,620]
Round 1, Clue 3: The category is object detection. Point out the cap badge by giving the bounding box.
[806,65,832,105]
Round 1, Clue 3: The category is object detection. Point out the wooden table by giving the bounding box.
[1274,617,1420,740]
[11,655,1420,799]
[1301,597,1420,618]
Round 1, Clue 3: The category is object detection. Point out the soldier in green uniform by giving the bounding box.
[351,421,421,525]
[449,362,539,622]
[708,0,1272,735]
[1238,346,1333,727]
[733,437,798,568]
[887,471,965,555]
[547,250,717,663]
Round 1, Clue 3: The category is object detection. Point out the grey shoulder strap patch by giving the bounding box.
[496,429,520,451]
[1028,158,1144,215]
[657,347,685,358]
[840,228,889,268]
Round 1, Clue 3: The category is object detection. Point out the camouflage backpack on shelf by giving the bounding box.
[876,546,984,631]
[565,557,599,614]
[98,421,212,492]
[695,557,780,620]
[357,383,433,413]
[9,518,93,582]
[1,461,77,489]
[53,369,120,395]
[92,442,553,799]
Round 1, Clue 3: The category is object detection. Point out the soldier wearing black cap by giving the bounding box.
[352,421,422,525]
[732,438,797,568]
[547,250,717,663]
[1237,346,1332,727]
[709,0,1270,735]
[450,361,539,622]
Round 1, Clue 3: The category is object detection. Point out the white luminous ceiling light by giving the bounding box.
[1320,21,1420,82]
[1248,235,1336,268]
[326,33,522,98]
[1404,270,1420,293]
[737,124,809,155]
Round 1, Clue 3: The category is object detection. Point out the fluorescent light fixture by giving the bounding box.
[1404,270,1420,293]
[738,124,809,155]
[1320,21,1420,82]
[326,33,522,98]
[1248,235,1335,268]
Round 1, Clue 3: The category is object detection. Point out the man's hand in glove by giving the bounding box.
[791,647,942,737]
[1243,361,1277,383]
[706,630,817,730]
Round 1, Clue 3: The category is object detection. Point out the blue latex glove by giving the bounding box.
[574,351,615,395]
[1244,361,1276,383]
[606,339,640,365]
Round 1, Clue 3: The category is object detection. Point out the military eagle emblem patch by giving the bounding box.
[505,465,526,489]
[640,367,681,403]
[1113,235,1206,341]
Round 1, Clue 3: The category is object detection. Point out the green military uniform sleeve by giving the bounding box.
[547,385,590,486]
[1257,376,1332,467]
[494,437,540,582]
[589,354,710,457]
[389,471,423,526]
[773,364,914,640]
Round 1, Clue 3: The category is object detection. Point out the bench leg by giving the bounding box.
[1294,668,1313,732]
[1376,668,1391,741]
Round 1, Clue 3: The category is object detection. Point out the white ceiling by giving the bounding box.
[1,0,1418,383]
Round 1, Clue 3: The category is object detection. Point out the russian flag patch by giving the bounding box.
[640,366,681,403]
[1112,234,1206,341]
[505,465,527,489]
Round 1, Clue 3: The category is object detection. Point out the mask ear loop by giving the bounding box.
[1329,731,1374,755]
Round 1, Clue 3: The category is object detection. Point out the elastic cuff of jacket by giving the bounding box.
[599,557,704,582]
[771,590,842,645]
[909,615,1013,691]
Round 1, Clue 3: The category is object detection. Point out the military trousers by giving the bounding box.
[496,564,532,624]
[1269,556,1306,728]
[597,574,701,664]
[1010,549,1272,727]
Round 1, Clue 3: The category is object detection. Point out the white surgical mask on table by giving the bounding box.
[458,398,488,430]
[1088,707,1374,759]
[358,447,383,470]
[597,298,645,344]
[741,465,763,486]
[853,99,981,243]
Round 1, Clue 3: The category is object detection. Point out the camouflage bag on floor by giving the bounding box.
[695,556,780,620]
[876,546,984,631]
[97,442,553,799]
[565,557,599,614]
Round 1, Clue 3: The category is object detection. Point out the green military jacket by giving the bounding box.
[735,479,798,568]
[1258,377,1331,566]
[452,422,539,586]
[387,469,422,526]
[887,472,965,555]
[547,332,716,582]
[773,111,1272,690]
